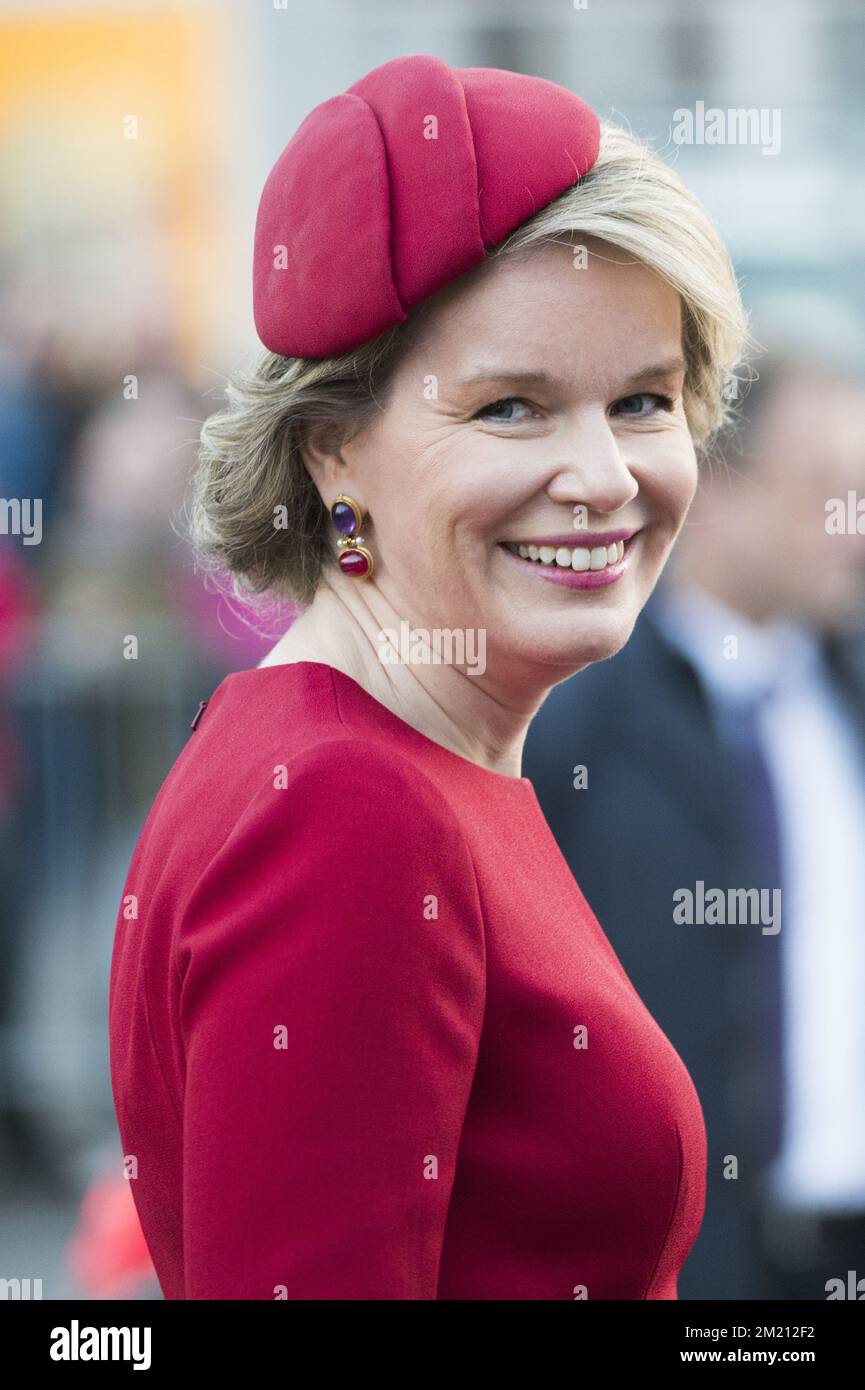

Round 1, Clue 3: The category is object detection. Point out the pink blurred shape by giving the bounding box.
[66,1167,157,1300]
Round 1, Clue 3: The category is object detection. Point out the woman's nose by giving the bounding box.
[545,414,640,516]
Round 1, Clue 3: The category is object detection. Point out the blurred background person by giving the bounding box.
[523,294,865,1299]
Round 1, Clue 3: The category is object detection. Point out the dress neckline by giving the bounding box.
[225,659,538,793]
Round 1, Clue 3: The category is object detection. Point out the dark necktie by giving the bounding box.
[713,686,786,1170]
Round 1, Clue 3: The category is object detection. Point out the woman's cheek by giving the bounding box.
[645,433,699,520]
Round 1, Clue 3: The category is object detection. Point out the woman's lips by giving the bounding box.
[497,533,638,589]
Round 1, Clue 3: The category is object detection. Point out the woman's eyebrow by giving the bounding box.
[625,357,687,385]
[454,367,559,389]
[453,357,687,391]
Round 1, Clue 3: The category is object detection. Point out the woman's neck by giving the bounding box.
[258,575,544,779]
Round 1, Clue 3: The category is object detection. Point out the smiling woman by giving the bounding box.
[109,53,750,1301]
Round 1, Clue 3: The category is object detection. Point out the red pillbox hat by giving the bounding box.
[252,53,600,359]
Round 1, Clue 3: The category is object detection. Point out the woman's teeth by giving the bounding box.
[505,540,626,572]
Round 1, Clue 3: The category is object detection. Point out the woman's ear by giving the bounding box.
[297,420,347,491]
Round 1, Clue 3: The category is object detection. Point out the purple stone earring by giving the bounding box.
[330,494,374,579]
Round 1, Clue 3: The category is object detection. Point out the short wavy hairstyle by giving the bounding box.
[188,120,749,610]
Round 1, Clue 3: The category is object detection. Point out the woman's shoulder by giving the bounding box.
[175,709,487,993]
[190,662,471,841]
[230,731,469,866]
[166,663,448,820]
[134,663,488,924]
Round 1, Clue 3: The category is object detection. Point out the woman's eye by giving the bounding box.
[473,392,675,423]
[611,392,675,418]
[473,396,533,423]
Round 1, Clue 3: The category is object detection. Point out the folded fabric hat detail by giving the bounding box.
[252,52,601,358]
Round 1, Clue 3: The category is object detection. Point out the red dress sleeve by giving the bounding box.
[176,740,486,1299]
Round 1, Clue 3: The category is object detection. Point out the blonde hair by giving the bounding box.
[189,119,749,610]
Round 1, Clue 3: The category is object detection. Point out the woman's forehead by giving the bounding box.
[400,247,683,376]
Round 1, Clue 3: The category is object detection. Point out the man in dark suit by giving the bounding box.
[523,300,865,1299]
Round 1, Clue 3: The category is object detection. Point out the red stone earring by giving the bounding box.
[330,495,374,579]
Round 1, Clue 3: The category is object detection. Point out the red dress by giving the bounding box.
[108,660,706,1299]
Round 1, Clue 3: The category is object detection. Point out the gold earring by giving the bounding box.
[330,495,374,579]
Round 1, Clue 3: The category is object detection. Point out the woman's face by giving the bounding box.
[338,235,698,684]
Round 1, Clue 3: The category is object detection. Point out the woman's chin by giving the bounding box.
[499,609,639,676]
